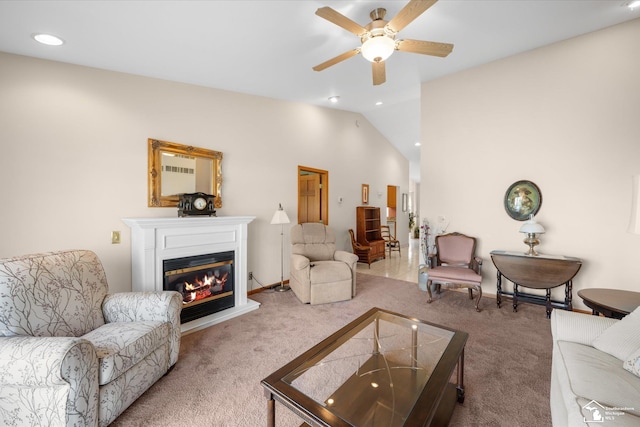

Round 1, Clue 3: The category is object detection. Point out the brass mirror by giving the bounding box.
[148,138,223,207]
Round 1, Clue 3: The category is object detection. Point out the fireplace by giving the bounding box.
[123,216,260,334]
[163,251,235,324]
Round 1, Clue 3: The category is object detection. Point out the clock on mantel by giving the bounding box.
[177,192,216,217]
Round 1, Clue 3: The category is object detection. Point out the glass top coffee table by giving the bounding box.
[261,307,468,426]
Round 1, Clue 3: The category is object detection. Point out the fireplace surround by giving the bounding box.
[123,216,259,334]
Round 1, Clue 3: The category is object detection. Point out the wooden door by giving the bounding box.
[298,166,328,225]
[299,174,321,223]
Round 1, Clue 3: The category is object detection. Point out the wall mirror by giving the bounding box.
[148,138,223,207]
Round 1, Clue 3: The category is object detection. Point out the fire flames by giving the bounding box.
[182,271,228,304]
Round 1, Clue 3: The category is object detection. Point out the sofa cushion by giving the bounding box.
[624,346,640,378]
[593,306,640,361]
[82,321,169,385]
[557,341,640,418]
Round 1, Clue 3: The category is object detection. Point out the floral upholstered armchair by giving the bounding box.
[0,250,182,426]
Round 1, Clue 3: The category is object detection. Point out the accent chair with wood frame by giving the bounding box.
[427,232,483,312]
[381,225,401,257]
[349,228,374,268]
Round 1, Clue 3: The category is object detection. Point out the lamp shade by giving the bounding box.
[629,175,640,234]
[271,204,290,225]
[519,215,545,234]
[361,36,395,63]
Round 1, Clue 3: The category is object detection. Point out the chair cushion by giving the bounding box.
[291,223,337,261]
[428,266,481,285]
[436,234,475,265]
[82,321,169,385]
[0,250,108,337]
[593,306,640,361]
[310,261,352,284]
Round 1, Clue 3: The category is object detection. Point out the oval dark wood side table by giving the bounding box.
[577,288,640,319]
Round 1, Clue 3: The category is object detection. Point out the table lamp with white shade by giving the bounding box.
[271,203,291,292]
[520,214,545,256]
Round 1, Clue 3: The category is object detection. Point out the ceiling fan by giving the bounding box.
[312,0,453,85]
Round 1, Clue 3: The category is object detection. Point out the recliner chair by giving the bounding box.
[289,223,359,305]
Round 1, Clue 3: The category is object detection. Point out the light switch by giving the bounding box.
[111,231,121,244]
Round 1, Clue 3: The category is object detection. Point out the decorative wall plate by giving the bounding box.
[504,180,542,221]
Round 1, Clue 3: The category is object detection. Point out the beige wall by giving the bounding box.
[421,18,640,310]
[0,52,409,293]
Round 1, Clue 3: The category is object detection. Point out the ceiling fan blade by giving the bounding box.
[396,39,453,57]
[313,49,360,72]
[316,7,367,36]
[387,0,437,33]
[372,61,386,86]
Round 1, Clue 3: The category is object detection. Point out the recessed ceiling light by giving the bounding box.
[375,101,383,106]
[328,96,340,103]
[32,33,64,46]
[415,142,421,147]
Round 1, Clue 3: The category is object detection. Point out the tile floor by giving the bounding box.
[356,238,421,283]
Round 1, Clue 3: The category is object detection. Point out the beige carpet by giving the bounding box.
[111,274,552,426]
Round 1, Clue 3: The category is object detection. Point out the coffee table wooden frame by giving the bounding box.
[261,307,468,426]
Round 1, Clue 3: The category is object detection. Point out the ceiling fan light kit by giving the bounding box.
[313,0,453,85]
[361,34,396,63]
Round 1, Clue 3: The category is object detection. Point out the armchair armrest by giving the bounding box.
[427,253,438,268]
[102,291,182,367]
[353,241,370,251]
[472,256,483,274]
[0,336,99,426]
[334,250,358,265]
[550,309,618,346]
[290,254,311,272]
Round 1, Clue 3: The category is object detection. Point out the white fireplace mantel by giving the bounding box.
[122,216,260,334]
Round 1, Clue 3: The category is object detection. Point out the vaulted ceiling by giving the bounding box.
[1,1,638,181]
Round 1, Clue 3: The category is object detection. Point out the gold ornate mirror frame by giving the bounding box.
[148,138,223,208]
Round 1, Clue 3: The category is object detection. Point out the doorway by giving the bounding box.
[298,166,328,225]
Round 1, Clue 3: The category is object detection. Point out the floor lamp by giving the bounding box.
[271,203,291,292]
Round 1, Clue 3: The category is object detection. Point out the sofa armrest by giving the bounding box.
[102,291,182,367]
[550,309,618,346]
[0,336,99,426]
[334,250,358,265]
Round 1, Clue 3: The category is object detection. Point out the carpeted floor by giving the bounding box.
[111,273,552,426]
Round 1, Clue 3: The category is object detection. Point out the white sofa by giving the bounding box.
[550,308,640,426]
[0,250,182,426]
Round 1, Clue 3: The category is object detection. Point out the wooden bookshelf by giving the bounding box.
[356,206,386,264]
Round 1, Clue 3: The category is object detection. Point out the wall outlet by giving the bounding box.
[248,271,253,281]
[111,231,121,244]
